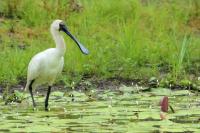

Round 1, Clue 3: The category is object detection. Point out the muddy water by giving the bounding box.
[0,87,200,132]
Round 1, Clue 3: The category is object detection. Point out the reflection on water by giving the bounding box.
[0,88,200,132]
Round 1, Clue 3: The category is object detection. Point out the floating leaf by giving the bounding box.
[51,91,64,97]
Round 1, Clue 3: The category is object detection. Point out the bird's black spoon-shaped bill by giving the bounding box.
[66,32,89,55]
[60,24,89,55]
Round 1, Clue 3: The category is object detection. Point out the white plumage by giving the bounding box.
[24,19,89,111]
[25,48,64,90]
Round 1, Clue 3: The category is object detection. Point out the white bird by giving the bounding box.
[24,19,89,111]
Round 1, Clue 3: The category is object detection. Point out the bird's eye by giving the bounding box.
[59,22,65,27]
[59,22,66,31]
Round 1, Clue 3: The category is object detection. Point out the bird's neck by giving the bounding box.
[50,28,66,56]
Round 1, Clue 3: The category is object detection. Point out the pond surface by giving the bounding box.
[0,86,200,132]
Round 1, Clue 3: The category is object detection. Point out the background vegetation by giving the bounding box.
[0,0,199,86]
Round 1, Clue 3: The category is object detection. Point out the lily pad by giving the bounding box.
[51,91,64,97]
[150,88,172,96]
[0,86,200,132]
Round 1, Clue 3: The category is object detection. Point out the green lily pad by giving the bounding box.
[150,88,172,96]
[51,91,64,97]
[0,85,200,132]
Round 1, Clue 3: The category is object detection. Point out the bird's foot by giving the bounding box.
[32,101,37,107]
[33,107,37,111]
[31,102,37,111]
[45,106,50,111]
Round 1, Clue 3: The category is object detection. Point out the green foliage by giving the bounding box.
[0,87,200,132]
[0,0,199,85]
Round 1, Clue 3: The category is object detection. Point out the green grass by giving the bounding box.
[0,0,199,85]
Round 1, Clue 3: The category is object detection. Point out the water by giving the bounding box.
[0,87,200,132]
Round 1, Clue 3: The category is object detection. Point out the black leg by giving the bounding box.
[29,80,36,107]
[45,86,51,111]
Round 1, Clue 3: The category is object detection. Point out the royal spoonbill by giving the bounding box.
[24,19,89,111]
